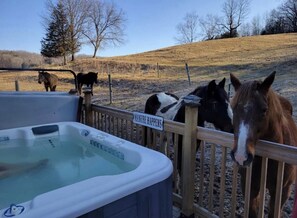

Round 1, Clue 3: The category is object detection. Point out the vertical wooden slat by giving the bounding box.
[244,164,253,218]
[103,114,107,132]
[173,133,179,193]
[98,112,102,130]
[114,117,118,136]
[140,126,145,146]
[166,132,171,157]
[208,144,216,211]
[152,130,157,150]
[231,164,238,218]
[219,146,227,217]
[118,118,122,138]
[146,128,152,149]
[159,131,166,154]
[199,141,205,206]
[258,157,268,218]
[274,161,284,218]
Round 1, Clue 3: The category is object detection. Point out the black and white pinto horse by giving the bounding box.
[144,78,233,173]
[77,72,98,95]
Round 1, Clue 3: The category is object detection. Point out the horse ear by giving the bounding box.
[218,78,226,88]
[230,73,241,91]
[207,80,217,96]
[259,71,276,94]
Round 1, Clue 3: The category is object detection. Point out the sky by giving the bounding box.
[0,0,283,57]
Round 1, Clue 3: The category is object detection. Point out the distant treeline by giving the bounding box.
[0,50,65,68]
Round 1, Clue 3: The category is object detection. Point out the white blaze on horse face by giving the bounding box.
[226,101,233,123]
[235,122,249,165]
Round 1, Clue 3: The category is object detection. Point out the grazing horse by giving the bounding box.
[38,71,58,91]
[230,71,297,217]
[144,78,234,172]
[77,72,98,95]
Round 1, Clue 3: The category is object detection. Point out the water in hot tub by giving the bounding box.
[0,135,137,209]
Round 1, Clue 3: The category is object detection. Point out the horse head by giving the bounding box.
[230,72,276,166]
[38,71,45,84]
[89,72,98,84]
[191,78,233,133]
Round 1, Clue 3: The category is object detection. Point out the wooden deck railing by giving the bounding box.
[81,91,297,218]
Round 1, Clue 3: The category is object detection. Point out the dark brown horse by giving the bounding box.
[77,72,98,95]
[38,71,58,91]
[230,71,297,217]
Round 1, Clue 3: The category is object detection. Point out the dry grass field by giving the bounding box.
[1,33,297,122]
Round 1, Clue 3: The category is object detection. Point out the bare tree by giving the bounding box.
[279,0,297,32]
[239,22,251,36]
[221,0,251,38]
[199,14,222,40]
[83,0,126,58]
[263,9,287,34]
[175,12,200,44]
[251,15,262,35]
[61,0,90,61]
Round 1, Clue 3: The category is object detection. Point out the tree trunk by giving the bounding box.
[92,47,98,58]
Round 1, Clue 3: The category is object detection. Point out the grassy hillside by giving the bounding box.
[104,33,297,67]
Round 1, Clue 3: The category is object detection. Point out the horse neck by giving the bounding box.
[263,90,288,143]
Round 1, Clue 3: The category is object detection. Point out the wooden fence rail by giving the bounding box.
[81,92,297,218]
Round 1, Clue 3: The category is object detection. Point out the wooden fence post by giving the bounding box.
[15,80,19,91]
[84,88,93,126]
[181,95,200,217]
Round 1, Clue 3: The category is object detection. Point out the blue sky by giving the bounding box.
[0,0,282,57]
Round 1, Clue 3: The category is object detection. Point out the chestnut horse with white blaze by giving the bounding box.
[230,71,297,217]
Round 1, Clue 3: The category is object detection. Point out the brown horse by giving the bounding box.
[230,71,297,217]
[38,71,58,91]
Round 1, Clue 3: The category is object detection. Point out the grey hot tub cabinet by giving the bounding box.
[0,92,82,130]
[79,176,172,218]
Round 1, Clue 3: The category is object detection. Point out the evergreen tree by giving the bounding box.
[41,1,71,65]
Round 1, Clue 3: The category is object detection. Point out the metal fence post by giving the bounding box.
[181,95,200,217]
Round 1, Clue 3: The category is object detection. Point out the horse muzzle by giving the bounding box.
[231,149,254,167]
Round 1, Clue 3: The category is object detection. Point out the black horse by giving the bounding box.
[144,78,233,172]
[77,72,98,95]
[38,71,58,92]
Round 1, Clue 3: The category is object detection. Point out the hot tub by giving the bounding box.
[0,122,173,218]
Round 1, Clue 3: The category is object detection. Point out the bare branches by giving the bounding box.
[199,14,222,40]
[221,0,251,37]
[83,0,126,58]
[175,12,200,44]
[41,0,125,59]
